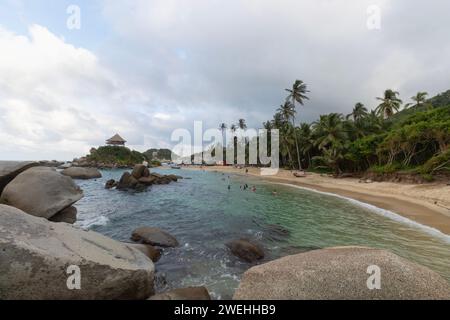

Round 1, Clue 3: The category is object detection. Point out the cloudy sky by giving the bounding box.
[1,0,449,160]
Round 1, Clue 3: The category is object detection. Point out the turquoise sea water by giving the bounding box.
[75,168,450,299]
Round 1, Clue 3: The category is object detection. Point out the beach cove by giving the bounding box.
[73,167,450,299]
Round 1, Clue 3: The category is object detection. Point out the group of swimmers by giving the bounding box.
[239,184,256,192]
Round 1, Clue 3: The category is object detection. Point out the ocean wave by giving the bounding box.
[76,215,110,229]
[275,183,450,244]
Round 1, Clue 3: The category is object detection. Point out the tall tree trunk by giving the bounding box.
[291,99,302,170]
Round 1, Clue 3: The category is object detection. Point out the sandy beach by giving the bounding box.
[181,165,450,235]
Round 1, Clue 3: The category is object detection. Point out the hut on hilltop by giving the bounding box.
[106,134,126,146]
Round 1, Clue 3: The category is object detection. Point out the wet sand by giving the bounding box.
[181,166,450,235]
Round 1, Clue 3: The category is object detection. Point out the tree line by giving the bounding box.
[219,81,450,177]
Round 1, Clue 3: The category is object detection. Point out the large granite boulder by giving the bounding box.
[138,176,158,186]
[0,205,155,300]
[131,164,149,179]
[125,243,162,262]
[61,167,102,180]
[49,206,77,224]
[226,239,264,263]
[0,167,83,219]
[0,161,38,195]
[38,160,64,167]
[148,287,211,300]
[233,246,450,300]
[117,172,139,190]
[131,227,179,247]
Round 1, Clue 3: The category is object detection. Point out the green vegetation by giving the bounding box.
[87,146,145,165]
[260,82,450,177]
[142,148,172,161]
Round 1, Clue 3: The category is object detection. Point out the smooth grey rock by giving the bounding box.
[49,206,77,224]
[148,287,211,300]
[117,172,138,190]
[61,167,101,180]
[131,164,147,179]
[0,166,83,219]
[0,205,155,300]
[233,246,450,300]
[131,227,179,247]
[124,243,162,262]
[226,239,264,263]
[0,161,38,195]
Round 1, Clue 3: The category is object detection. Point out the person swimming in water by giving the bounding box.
[228,184,231,190]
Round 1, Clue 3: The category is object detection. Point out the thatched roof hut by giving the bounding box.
[106,134,126,146]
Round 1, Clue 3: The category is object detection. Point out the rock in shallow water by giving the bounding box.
[131,227,179,247]
[105,179,117,189]
[0,161,38,195]
[233,246,450,300]
[0,166,83,219]
[0,204,155,300]
[148,286,211,300]
[61,167,102,180]
[131,164,149,179]
[117,172,140,190]
[226,239,264,263]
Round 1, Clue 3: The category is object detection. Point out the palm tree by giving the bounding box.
[298,123,314,168]
[312,113,347,151]
[218,123,227,161]
[346,103,368,121]
[312,146,345,175]
[405,91,430,110]
[219,123,227,144]
[285,80,310,169]
[238,119,247,130]
[279,123,296,168]
[277,101,295,123]
[376,89,402,118]
[263,121,272,130]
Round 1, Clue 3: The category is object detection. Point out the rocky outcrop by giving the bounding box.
[233,246,450,300]
[58,162,72,169]
[0,205,155,300]
[0,167,83,220]
[131,227,179,248]
[116,165,180,191]
[117,172,140,190]
[125,243,162,262]
[226,239,264,263]
[148,287,211,300]
[49,206,77,224]
[132,164,150,179]
[0,161,38,195]
[138,176,158,186]
[105,179,118,189]
[38,160,64,168]
[61,167,102,180]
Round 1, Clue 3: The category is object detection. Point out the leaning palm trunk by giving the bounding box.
[291,112,302,170]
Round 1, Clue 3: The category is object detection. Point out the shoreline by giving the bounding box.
[181,165,450,236]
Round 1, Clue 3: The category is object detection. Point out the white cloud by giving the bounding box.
[2,0,450,160]
[0,24,160,160]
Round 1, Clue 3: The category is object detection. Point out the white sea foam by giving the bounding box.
[275,182,450,244]
[76,215,110,229]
